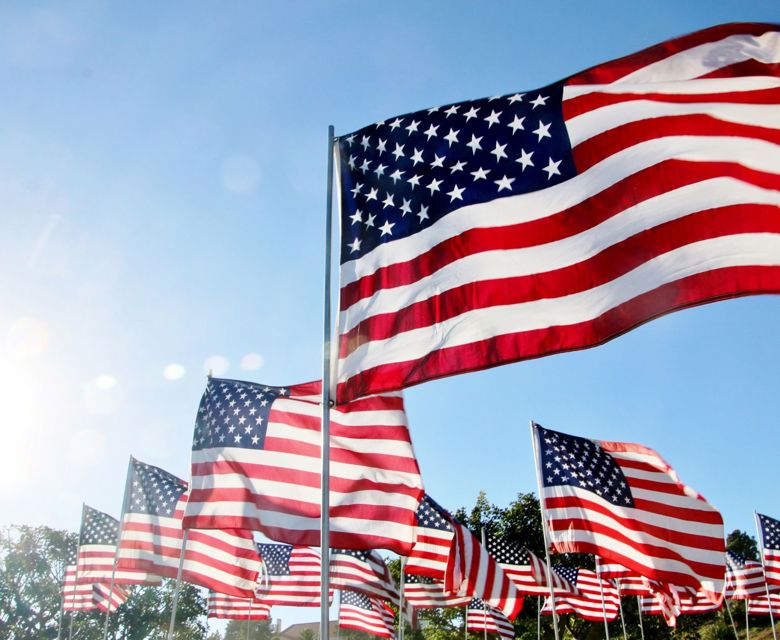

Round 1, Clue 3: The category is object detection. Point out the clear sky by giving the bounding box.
[1,0,778,629]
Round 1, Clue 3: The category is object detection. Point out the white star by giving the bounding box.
[345,133,356,146]
[347,155,356,169]
[389,117,403,130]
[373,163,387,177]
[411,148,424,165]
[484,110,502,127]
[466,134,483,154]
[450,160,467,173]
[490,141,508,161]
[447,184,465,201]
[382,193,395,209]
[533,121,552,141]
[349,209,363,225]
[408,174,422,189]
[365,212,376,227]
[530,94,548,109]
[516,148,534,170]
[251,435,260,445]
[543,157,562,179]
[400,198,412,215]
[417,204,429,222]
[463,106,479,120]
[494,175,515,192]
[366,187,378,201]
[507,115,525,134]
[360,135,371,150]
[427,106,440,114]
[444,105,459,117]
[423,124,439,140]
[392,143,405,160]
[444,128,460,147]
[389,169,405,183]
[508,93,525,104]
[426,177,443,194]
[349,182,363,198]
[405,119,420,134]
[359,158,371,173]
[379,220,395,236]
[431,154,446,168]
[470,167,490,181]
[376,138,387,155]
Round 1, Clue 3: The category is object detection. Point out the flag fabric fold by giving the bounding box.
[255,543,332,606]
[334,21,780,403]
[330,548,400,605]
[207,593,272,620]
[748,594,780,616]
[402,574,470,608]
[725,551,769,599]
[62,565,97,612]
[541,566,619,622]
[338,590,396,639]
[184,377,423,554]
[466,598,515,640]
[116,457,262,598]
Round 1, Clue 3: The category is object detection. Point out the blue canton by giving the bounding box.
[341,589,373,610]
[257,543,294,575]
[338,82,576,263]
[332,548,371,562]
[417,494,453,532]
[81,506,118,545]
[127,459,186,517]
[536,424,635,508]
[192,378,290,452]
[759,513,780,550]
[485,534,530,566]
[552,565,580,585]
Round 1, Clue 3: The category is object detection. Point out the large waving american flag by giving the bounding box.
[116,457,262,598]
[757,512,780,587]
[534,423,725,598]
[183,378,423,554]
[334,22,780,402]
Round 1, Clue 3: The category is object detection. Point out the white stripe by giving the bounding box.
[563,76,780,99]
[340,233,780,378]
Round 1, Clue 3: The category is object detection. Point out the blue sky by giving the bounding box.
[1,0,778,627]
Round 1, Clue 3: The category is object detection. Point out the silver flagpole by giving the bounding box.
[246,599,253,640]
[615,581,627,640]
[464,605,468,640]
[636,596,644,640]
[537,596,541,640]
[320,124,337,640]
[755,511,779,640]
[56,541,72,640]
[724,599,739,639]
[746,602,751,640]
[595,558,610,640]
[102,457,134,640]
[166,530,189,640]
[399,557,406,640]
[481,530,488,640]
[529,421,561,640]
[68,510,85,640]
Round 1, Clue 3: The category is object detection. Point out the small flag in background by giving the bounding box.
[184,378,423,554]
[534,423,725,598]
[207,593,271,620]
[338,590,396,639]
[62,565,97,612]
[639,590,720,619]
[116,457,262,598]
[725,551,769,599]
[541,567,619,622]
[76,505,161,586]
[330,548,400,605]
[757,512,780,587]
[255,543,331,607]
[748,594,780,616]
[334,22,780,403]
[92,583,128,614]
[405,495,455,579]
[466,598,515,640]
[402,574,470,608]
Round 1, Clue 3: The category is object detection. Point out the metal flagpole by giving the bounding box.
[529,421,561,640]
[166,530,189,640]
[537,596,541,640]
[68,513,84,640]
[464,605,468,640]
[746,602,751,640]
[595,558,610,640]
[481,530,488,640]
[724,599,739,639]
[102,456,134,640]
[56,541,72,640]
[320,124,337,640]
[246,599,253,640]
[755,511,779,640]
[636,597,645,640]
[399,557,406,640]
[615,581,627,640]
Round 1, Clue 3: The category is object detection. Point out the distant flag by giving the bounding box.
[405,495,454,579]
[92,583,128,614]
[207,593,271,620]
[330,549,400,605]
[62,566,97,612]
[533,423,725,598]
[255,543,332,607]
[116,457,261,598]
[541,567,619,622]
[184,378,424,553]
[76,505,161,586]
[402,574,470,608]
[748,594,780,616]
[725,551,769,599]
[338,590,396,639]
[466,598,515,640]
[335,21,780,403]
[756,512,780,587]
[640,590,720,617]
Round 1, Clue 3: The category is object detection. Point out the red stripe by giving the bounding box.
[337,265,780,402]
[700,60,780,79]
[565,23,778,85]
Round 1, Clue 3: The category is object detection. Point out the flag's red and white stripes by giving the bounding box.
[208,593,272,620]
[76,544,160,586]
[466,601,515,640]
[541,569,619,622]
[93,583,128,613]
[339,591,396,639]
[62,566,97,612]
[748,594,780,616]
[763,549,780,587]
[542,436,725,597]
[403,576,470,608]
[186,381,423,554]
[640,591,720,616]
[448,524,522,619]
[525,549,579,596]
[335,22,780,403]
[118,492,261,598]
[725,559,768,599]
[256,546,331,607]
[330,550,400,605]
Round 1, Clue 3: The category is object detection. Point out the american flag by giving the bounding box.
[748,594,780,616]
[184,378,423,554]
[484,535,576,596]
[447,523,523,619]
[466,598,515,640]
[92,582,128,614]
[207,593,272,620]
[402,574,470,608]
[255,543,331,606]
[334,22,780,403]
[330,549,399,605]
[338,590,396,639]
[640,590,720,617]
[405,494,454,579]
[116,458,262,598]
[76,505,161,586]
[757,512,780,587]
[541,566,619,622]
[534,423,725,598]
[725,551,769,599]
[62,565,97,612]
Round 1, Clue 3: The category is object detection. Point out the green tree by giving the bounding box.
[726,529,758,560]
[223,618,275,640]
